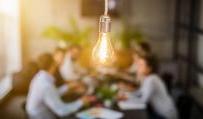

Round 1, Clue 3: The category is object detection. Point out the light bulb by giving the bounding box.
[92,32,115,66]
[92,15,115,67]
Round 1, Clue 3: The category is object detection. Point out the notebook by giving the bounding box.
[118,99,146,110]
[76,107,124,119]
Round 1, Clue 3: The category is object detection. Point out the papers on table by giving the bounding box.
[118,99,146,110]
[76,107,124,119]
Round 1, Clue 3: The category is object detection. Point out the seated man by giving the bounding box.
[26,53,93,119]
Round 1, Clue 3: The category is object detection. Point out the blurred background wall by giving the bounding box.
[21,0,175,62]
[126,0,175,59]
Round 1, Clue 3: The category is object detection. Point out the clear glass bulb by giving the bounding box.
[92,32,115,67]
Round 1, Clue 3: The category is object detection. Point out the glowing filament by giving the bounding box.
[92,33,115,66]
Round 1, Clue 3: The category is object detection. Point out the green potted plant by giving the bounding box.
[42,17,93,47]
[119,28,144,49]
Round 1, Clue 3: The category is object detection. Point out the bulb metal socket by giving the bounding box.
[99,15,111,33]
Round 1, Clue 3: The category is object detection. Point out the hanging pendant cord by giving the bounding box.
[104,0,108,15]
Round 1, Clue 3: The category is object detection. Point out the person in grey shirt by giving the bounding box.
[130,55,178,119]
[26,53,94,119]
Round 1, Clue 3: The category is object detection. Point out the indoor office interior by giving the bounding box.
[0,0,203,119]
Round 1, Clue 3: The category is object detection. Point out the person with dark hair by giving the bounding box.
[137,54,158,74]
[128,41,152,75]
[129,54,178,119]
[108,42,152,83]
[134,41,151,57]
[37,53,54,71]
[137,41,151,54]
[26,52,94,119]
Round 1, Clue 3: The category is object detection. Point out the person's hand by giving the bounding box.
[117,92,128,101]
[68,81,87,94]
[118,82,135,92]
[81,95,97,105]
[68,81,79,89]
[75,84,87,94]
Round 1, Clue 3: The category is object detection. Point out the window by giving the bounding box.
[0,0,21,76]
[174,0,203,88]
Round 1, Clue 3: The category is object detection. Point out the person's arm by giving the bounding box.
[117,73,134,81]
[58,84,68,96]
[44,85,83,117]
[75,63,88,76]
[130,79,154,103]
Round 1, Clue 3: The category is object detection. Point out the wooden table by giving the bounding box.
[65,109,148,119]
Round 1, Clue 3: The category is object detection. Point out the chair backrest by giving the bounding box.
[160,72,173,94]
[158,60,179,94]
[158,61,178,83]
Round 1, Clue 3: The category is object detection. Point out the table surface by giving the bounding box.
[62,75,148,119]
[190,88,203,110]
[66,109,148,119]
[121,109,148,119]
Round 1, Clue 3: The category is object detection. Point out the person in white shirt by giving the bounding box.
[131,54,178,119]
[26,53,94,119]
[60,45,87,81]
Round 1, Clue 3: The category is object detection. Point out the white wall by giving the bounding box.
[0,16,6,77]
[21,0,122,61]
[128,0,175,59]
[0,0,22,75]
[197,1,203,87]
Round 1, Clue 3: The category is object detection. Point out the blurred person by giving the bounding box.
[129,54,178,119]
[52,48,66,87]
[37,53,54,71]
[53,47,66,66]
[53,47,88,95]
[59,45,87,81]
[128,41,152,74]
[109,41,152,82]
[39,49,65,87]
[26,53,94,119]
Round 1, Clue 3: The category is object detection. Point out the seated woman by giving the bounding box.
[130,54,178,119]
[111,41,152,82]
[128,41,152,74]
